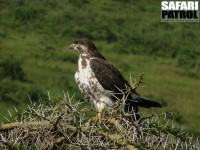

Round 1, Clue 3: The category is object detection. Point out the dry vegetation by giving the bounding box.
[0,92,199,149]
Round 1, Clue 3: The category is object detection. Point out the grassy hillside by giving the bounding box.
[0,0,200,135]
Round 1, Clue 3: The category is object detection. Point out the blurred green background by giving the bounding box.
[0,0,200,135]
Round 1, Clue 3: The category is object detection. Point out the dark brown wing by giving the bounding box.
[90,58,130,93]
[90,58,162,109]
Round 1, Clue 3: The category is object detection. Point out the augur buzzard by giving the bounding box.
[69,38,162,121]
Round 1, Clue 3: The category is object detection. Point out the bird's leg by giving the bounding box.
[92,107,104,123]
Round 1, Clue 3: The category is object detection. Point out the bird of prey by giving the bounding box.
[69,38,162,122]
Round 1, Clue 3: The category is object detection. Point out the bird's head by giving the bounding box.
[69,38,106,60]
[69,38,97,54]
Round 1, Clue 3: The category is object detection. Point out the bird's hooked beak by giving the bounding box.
[69,43,75,49]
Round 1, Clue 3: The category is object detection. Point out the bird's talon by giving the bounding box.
[90,111,103,124]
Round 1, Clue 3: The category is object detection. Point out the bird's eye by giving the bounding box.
[74,41,79,44]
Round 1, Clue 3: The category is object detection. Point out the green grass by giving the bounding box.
[0,0,200,134]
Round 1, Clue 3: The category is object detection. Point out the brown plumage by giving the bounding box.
[69,38,162,121]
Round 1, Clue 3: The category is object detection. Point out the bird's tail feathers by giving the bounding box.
[130,93,162,108]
